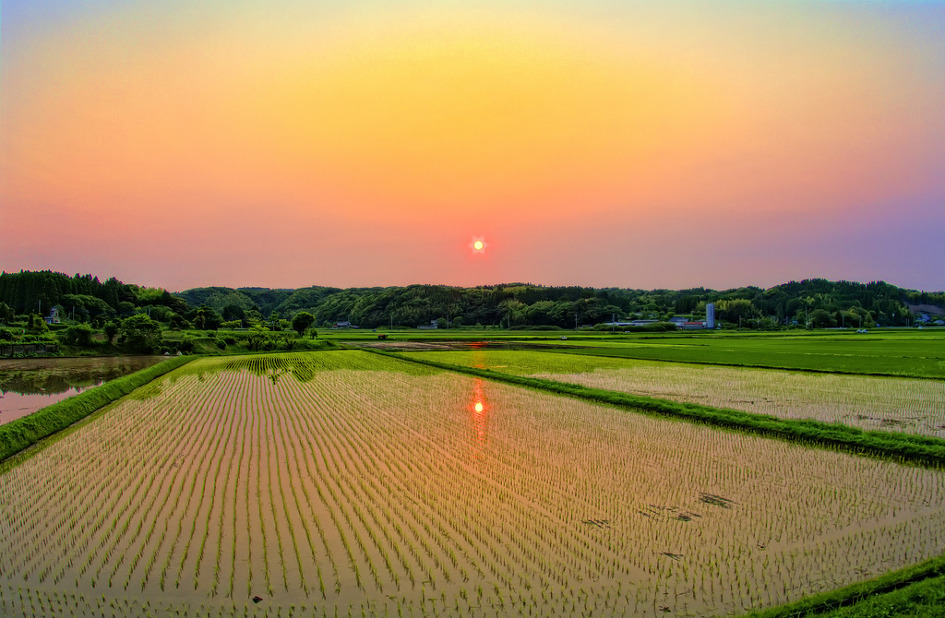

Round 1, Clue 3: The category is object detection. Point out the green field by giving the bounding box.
[2,350,945,616]
[527,331,945,378]
[335,328,945,377]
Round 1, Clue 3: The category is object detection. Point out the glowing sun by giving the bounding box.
[471,238,487,254]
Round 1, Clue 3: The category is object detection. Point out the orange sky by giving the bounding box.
[2,1,944,290]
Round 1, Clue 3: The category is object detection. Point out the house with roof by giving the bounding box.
[45,307,61,325]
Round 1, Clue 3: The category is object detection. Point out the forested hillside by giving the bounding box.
[2,270,942,331]
[176,279,940,329]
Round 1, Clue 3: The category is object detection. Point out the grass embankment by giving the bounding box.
[369,349,945,467]
[748,554,945,617]
[0,355,194,463]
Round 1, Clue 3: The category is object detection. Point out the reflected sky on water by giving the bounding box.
[0,356,164,425]
[468,378,490,461]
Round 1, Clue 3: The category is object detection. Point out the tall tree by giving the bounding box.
[291,311,315,336]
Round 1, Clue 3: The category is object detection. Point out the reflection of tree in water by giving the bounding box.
[203,352,432,387]
[232,356,288,384]
[220,355,323,384]
[290,360,316,384]
[0,372,97,395]
[0,358,163,396]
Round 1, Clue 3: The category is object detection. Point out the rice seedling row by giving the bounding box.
[2,351,944,617]
[295,366,610,597]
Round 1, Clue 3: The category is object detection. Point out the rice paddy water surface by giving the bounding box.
[1,351,943,616]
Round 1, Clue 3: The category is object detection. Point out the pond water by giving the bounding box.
[0,356,165,425]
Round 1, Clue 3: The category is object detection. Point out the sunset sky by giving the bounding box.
[2,1,943,292]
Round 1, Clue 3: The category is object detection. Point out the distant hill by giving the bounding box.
[174,287,296,316]
[172,279,944,329]
[2,270,942,330]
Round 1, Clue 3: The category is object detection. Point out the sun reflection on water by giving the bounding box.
[468,341,489,369]
[468,378,490,460]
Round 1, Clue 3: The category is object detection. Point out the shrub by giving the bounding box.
[119,314,163,353]
[104,321,119,344]
[61,324,94,346]
[28,315,48,334]
[176,336,195,353]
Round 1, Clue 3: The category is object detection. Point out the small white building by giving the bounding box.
[45,307,61,324]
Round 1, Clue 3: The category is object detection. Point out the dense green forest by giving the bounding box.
[2,270,943,336]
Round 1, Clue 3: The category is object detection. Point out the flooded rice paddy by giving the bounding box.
[1,351,943,616]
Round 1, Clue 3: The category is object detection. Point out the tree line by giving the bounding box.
[175,279,935,330]
[1,270,940,336]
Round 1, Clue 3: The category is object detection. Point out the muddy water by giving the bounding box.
[0,356,165,425]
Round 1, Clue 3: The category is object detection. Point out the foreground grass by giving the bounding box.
[748,554,945,617]
[0,355,194,463]
[370,349,945,467]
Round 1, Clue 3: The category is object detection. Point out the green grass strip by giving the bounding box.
[366,349,945,468]
[745,554,945,617]
[0,355,195,463]
[544,346,945,380]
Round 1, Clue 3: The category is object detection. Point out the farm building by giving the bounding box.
[44,307,61,324]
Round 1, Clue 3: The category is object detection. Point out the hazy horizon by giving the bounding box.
[3,1,943,292]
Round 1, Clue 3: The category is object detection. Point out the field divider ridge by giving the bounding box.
[362,349,945,468]
[744,553,945,617]
[0,355,197,467]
